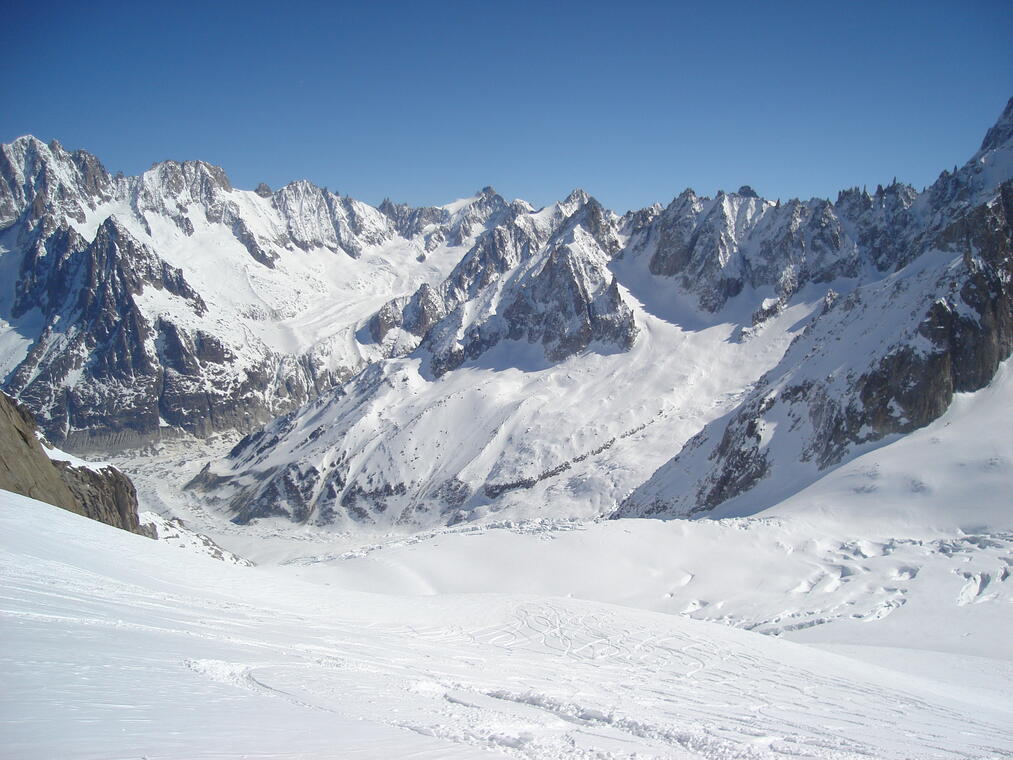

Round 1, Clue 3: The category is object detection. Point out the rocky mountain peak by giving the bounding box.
[979,96,1013,153]
[0,135,113,229]
[560,187,591,209]
[143,159,232,196]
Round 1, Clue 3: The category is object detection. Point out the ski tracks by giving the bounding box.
[175,598,1013,759]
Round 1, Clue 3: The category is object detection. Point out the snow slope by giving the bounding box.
[3,490,1011,759]
[202,279,807,528]
[717,358,1013,531]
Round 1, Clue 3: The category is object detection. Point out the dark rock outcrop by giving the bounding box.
[0,390,80,512]
[54,458,153,536]
[0,390,153,535]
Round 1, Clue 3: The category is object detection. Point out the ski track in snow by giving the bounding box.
[3,486,1012,759]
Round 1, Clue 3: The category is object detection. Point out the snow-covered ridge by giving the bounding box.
[195,100,1013,529]
[620,178,1013,519]
[2,98,1012,527]
[0,135,513,449]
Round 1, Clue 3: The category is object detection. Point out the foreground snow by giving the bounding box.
[2,490,1012,759]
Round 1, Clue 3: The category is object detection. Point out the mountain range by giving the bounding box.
[2,98,1010,529]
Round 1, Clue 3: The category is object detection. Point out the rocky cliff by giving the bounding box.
[0,390,153,535]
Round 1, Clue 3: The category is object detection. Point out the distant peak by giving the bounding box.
[145,159,233,193]
[478,185,498,198]
[8,134,45,148]
[255,182,273,198]
[979,96,1013,153]
[563,188,590,205]
[5,135,59,158]
[736,185,759,198]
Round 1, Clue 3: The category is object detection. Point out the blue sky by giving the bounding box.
[2,0,1010,212]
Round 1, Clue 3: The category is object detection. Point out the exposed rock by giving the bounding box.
[979,96,1013,153]
[0,390,153,535]
[54,458,153,536]
[0,390,80,512]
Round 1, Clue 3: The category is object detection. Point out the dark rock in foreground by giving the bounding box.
[0,390,153,536]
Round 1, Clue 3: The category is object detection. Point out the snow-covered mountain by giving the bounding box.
[3,99,1011,529]
[4,102,1013,760]
[618,104,1013,519]
[190,102,1013,529]
[0,140,515,449]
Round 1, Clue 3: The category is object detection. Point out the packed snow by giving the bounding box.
[3,486,1011,759]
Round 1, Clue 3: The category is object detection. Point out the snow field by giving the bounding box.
[2,491,1011,759]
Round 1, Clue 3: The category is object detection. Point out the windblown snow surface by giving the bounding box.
[2,362,1012,758]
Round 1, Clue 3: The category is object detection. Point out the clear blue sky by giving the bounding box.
[2,0,1011,212]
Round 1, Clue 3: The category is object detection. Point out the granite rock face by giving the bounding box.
[0,389,80,512]
[369,190,635,375]
[54,458,153,537]
[0,390,153,535]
